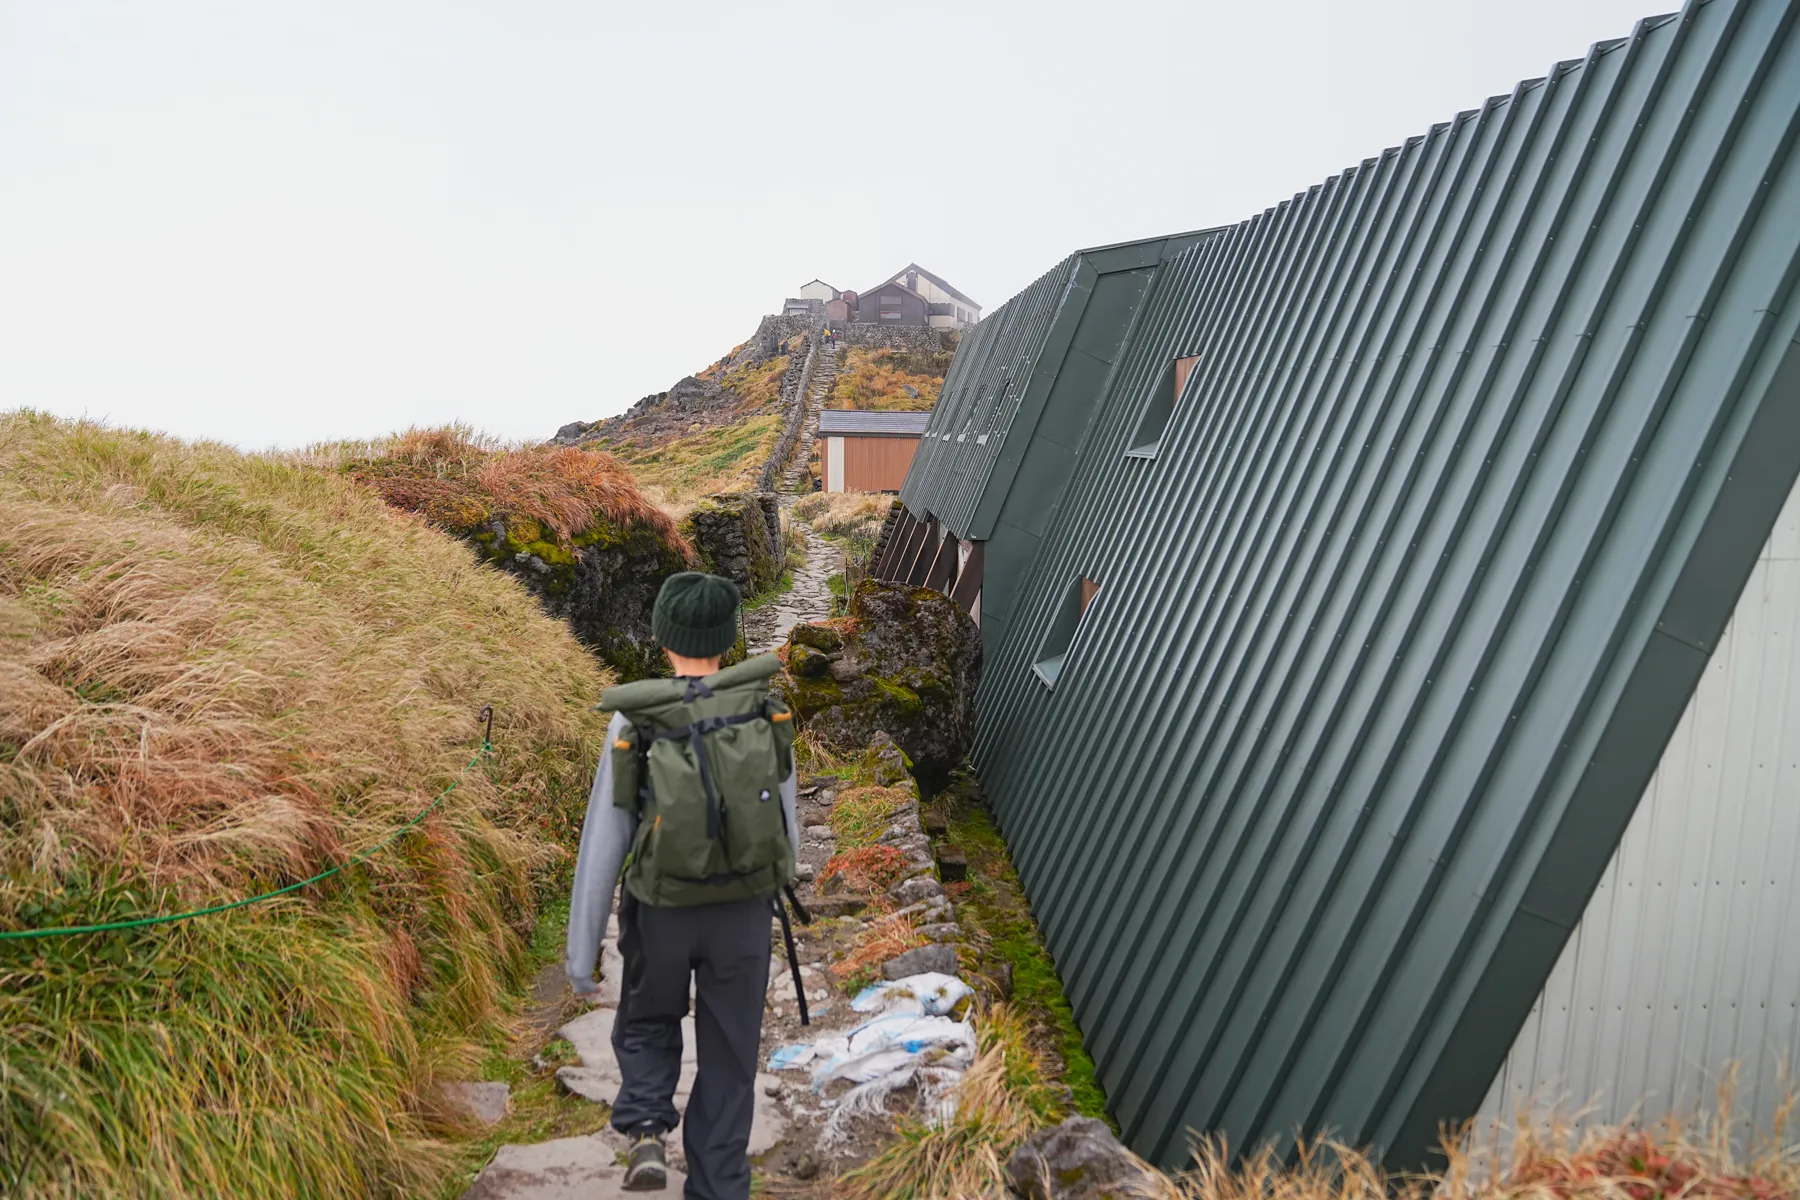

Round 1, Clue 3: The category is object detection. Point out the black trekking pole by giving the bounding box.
[773,892,810,1026]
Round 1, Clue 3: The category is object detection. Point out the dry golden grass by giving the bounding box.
[717,354,792,411]
[0,412,611,1198]
[793,491,891,542]
[1159,1098,1800,1200]
[828,908,926,985]
[829,348,951,412]
[828,785,909,848]
[837,1003,1062,1200]
[793,724,853,775]
[320,425,685,550]
[603,411,784,506]
[838,1057,1800,1200]
[585,354,793,506]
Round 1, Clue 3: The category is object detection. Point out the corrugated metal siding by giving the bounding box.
[1477,473,1800,1136]
[900,233,1222,541]
[966,0,1800,1169]
[900,256,1076,536]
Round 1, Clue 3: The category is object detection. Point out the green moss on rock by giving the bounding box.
[459,514,693,681]
[787,624,842,653]
[870,676,924,716]
[774,580,981,784]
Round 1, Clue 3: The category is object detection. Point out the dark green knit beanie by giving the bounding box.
[652,572,741,658]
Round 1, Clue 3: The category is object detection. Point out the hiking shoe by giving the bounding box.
[622,1130,667,1191]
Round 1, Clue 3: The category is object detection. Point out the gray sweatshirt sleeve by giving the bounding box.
[782,760,800,863]
[565,711,636,995]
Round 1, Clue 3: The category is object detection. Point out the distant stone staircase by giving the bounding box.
[780,342,842,491]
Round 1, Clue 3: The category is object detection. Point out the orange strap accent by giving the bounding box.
[770,711,792,722]
[613,738,631,750]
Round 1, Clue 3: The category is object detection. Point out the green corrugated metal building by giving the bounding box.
[875,0,1800,1169]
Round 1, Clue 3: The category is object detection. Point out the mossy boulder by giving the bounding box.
[1006,1117,1158,1199]
[470,513,690,680]
[788,623,843,653]
[789,644,833,679]
[775,580,981,785]
[682,492,782,595]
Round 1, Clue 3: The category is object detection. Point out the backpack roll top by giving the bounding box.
[601,655,795,907]
[610,725,643,813]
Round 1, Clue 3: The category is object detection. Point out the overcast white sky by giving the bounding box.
[1,0,1663,450]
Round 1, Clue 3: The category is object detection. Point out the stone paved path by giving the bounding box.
[745,504,841,655]
[460,916,788,1200]
[464,500,851,1199]
[780,343,841,491]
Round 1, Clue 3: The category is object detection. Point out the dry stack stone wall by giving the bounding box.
[684,492,784,595]
[759,334,821,492]
[832,323,956,352]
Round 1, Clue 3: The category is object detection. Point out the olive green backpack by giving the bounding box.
[602,654,797,908]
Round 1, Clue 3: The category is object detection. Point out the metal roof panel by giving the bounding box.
[939,0,1800,1170]
[815,410,931,436]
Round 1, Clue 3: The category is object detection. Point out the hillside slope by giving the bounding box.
[0,413,611,1198]
[552,324,957,509]
[555,352,792,504]
[827,345,954,411]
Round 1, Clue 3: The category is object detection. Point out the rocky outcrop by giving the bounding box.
[1005,1117,1162,1200]
[554,374,740,448]
[684,493,783,595]
[775,580,981,785]
[470,514,690,681]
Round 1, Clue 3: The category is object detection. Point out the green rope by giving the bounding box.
[0,741,493,941]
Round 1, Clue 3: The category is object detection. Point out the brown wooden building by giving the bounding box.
[815,410,930,493]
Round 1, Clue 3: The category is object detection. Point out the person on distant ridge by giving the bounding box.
[566,573,800,1198]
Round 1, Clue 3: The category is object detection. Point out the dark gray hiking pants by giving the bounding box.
[611,889,772,1200]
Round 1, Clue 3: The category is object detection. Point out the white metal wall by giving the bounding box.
[1476,475,1800,1135]
[826,437,844,493]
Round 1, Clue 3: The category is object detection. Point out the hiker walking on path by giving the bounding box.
[566,572,800,1198]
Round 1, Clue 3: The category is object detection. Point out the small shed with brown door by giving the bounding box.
[816,410,931,493]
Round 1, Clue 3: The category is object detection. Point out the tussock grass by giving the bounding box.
[828,908,925,990]
[828,785,907,849]
[714,353,791,410]
[793,491,890,548]
[589,355,792,506]
[0,412,611,1198]
[839,1033,1800,1200]
[325,425,685,549]
[1159,1093,1800,1200]
[793,726,852,775]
